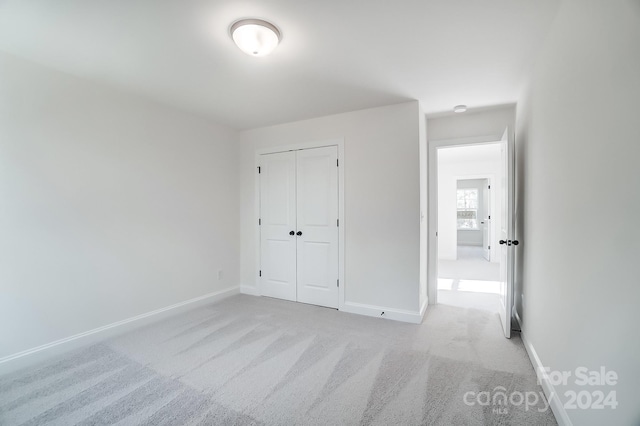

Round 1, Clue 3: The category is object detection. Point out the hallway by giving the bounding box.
[438,246,500,313]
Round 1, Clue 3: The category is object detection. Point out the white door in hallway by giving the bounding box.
[498,127,515,338]
[259,151,297,301]
[296,146,339,308]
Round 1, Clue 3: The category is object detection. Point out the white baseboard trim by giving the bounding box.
[516,311,573,426]
[240,285,260,296]
[0,286,239,375]
[341,301,424,324]
[241,286,425,324]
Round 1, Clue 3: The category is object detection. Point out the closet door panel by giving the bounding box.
[259,151,297,301]
[296,146,339,308]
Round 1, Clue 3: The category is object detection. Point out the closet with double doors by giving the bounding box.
[259,145,339,309]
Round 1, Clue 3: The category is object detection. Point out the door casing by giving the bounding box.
[427,133,511,306]
[255,139,345,310]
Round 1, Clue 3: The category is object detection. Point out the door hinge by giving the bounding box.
[488,184,491,189]
[258,218,261,225]
[337,219,339,227]
[337,279,339,287]
[488,215,491,220]
[259,270,262,277]
[337,159,339,167]
[488,245,491,250]
[258,166,261,174]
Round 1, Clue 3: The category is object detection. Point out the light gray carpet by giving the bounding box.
[440,246,500,282]
[438,290,501,314]
[0,295,557,425]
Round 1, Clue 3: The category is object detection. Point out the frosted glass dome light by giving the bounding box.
[230,19,281,57]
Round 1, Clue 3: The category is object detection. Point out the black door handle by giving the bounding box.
[499,240,507,245]
[512,240,519,246]
[289,231,295,236]
[296,231,302,236]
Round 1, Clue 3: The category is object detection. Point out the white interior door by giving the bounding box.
[498,128,515,338]
[259,151,297,301]
[295,146,339,308]
[482,179,491,261]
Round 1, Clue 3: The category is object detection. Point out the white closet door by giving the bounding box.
[260,151,297,301]
[295,146,339,308]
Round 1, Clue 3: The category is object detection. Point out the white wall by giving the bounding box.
[515,1,640,424]
[239,102,422,314]
[427,106,515,142]
[437,156,501,261]
[0,52,240,359]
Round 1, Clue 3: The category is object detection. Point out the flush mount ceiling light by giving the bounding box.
[453,105,467,113]
[230,19,281,57]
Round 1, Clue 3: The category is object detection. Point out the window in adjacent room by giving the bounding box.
[457,188,478,229]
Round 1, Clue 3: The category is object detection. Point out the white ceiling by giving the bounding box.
[439,143,502,164]
[0,0,560,129]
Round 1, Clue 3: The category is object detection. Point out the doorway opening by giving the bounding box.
[456,178,492,262]
[436,143,503,313]
[428,128,515,338]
